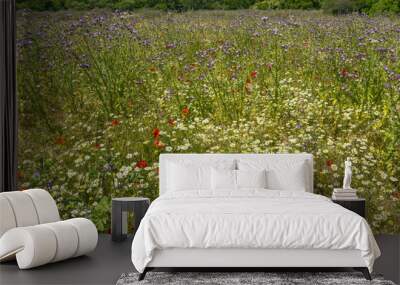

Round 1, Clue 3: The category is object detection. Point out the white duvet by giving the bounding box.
[131,190,380,273]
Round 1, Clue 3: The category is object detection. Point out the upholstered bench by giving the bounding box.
[0,189,98,269]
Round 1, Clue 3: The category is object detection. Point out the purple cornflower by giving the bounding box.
[33,170,40,179]
[80,63,90,69]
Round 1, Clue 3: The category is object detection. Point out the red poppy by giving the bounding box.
[168,118,176,126]
[55,136,65,145]
[153,128,160,138]
[326,159,333,168]
[182,106,190,116]
[94,143,101,149]
[250,70,257,78]
[154,139,165,149]
[340,68,349,78]
[135,160,148,169]
[111,119,120,126]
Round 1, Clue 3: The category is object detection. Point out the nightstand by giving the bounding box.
[111,197,150,242]
[332,198,365,218]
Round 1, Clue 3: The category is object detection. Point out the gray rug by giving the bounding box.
[116,272,396,285]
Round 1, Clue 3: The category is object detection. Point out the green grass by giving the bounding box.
[17,9,400,233]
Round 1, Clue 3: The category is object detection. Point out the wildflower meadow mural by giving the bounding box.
[17,10,399,233]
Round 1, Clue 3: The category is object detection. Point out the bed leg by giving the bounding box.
[361,268,372,281]
[138,268,148,281]
[354,267,371,280]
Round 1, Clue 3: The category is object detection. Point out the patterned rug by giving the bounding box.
[116,271,396,285]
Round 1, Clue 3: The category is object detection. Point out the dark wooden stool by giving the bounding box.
[111,197,150,242]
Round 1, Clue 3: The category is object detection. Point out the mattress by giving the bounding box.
[131,190,380,273]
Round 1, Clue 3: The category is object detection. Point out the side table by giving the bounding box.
[332,198,366,218]
[111,197,150,242]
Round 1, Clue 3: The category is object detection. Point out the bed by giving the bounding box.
[131,154,380,280]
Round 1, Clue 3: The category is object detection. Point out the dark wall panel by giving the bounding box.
[0,0,17,192]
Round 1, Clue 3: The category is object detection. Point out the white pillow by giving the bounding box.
[238,159,309,191]
[211,169,268,190]
[211,168,236,190]
[166,159,236,192]
[236,169,267,189]
[167,163,211,191]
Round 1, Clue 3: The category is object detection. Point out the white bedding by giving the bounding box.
[131,190,380,273]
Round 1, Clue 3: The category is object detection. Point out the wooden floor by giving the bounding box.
[0,234,398,285]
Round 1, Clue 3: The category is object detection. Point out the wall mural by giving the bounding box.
[17,10,399,233]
